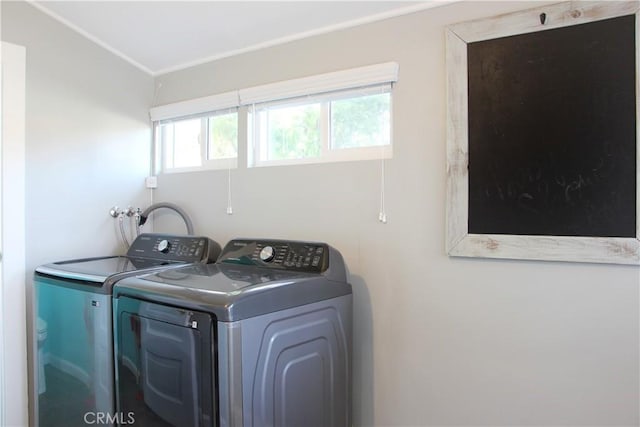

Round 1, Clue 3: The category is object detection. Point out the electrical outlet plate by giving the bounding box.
[145,176,158,189]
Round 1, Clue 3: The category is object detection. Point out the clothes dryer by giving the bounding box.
[34,233,221,427]
[113,238,352,427]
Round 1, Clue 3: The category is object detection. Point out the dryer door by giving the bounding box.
[114,297,216,427]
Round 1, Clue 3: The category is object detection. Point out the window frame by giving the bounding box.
[156,109,239,174]
[149,63,398,173]
[247,84,393,168]
[150,90,240,174]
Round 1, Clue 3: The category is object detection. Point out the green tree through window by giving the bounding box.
[208,113,238,159]
[267,103,321,160]
[331,93,390,149]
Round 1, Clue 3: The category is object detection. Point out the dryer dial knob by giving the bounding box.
[259,246,276,262]
[158,239,171,253]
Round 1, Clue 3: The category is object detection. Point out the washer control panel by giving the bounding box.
[219,239,330,273]
[127,233,221,263]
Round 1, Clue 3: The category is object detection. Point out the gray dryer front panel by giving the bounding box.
[113,238,353,427]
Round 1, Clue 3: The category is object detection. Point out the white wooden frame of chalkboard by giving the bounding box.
[446,1,640,265]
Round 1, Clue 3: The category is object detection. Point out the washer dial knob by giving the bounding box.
[259,246,276,262]
[157,239,171,253]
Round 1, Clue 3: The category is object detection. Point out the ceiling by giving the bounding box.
[31,1,448,76]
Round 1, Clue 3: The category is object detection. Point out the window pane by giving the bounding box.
[208,113,238,160]
[266,103,321,160]
[162,118,202,168]
[331,93,390,149]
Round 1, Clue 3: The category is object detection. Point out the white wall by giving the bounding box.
[152,2,639,426]
[1,1,154,264]
[1,2,154,425]
[1,41,27,427]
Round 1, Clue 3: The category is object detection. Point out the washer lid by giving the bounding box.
[35,256,182,284]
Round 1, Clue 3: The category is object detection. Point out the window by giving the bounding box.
[241,62,397,167]
[159,117,201,169]
[157,111,238,172]
[252,100,322,163]
[208,112,238,160]
[150,91,240,173]
[248,87,391,166]
[330,91,390,150]
[149,63,398,172]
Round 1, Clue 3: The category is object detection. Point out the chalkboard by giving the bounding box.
[467,15,636,238]
[445,1,640,264]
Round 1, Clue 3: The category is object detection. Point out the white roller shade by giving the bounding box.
[239,61,399,105]
[150,90,240,122]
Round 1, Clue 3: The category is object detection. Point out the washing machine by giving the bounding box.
[34,233,221,427]
[112,238,352,427]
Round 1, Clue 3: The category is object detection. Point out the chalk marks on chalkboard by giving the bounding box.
[485,164,607,219]
[481,153,609,206]
[470,141,634,238]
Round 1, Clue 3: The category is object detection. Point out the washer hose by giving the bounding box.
[118,214,131,248]
[137,202,194,235]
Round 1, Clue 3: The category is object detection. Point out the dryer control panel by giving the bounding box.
[218,239,330,274]
[127,233,221,264]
